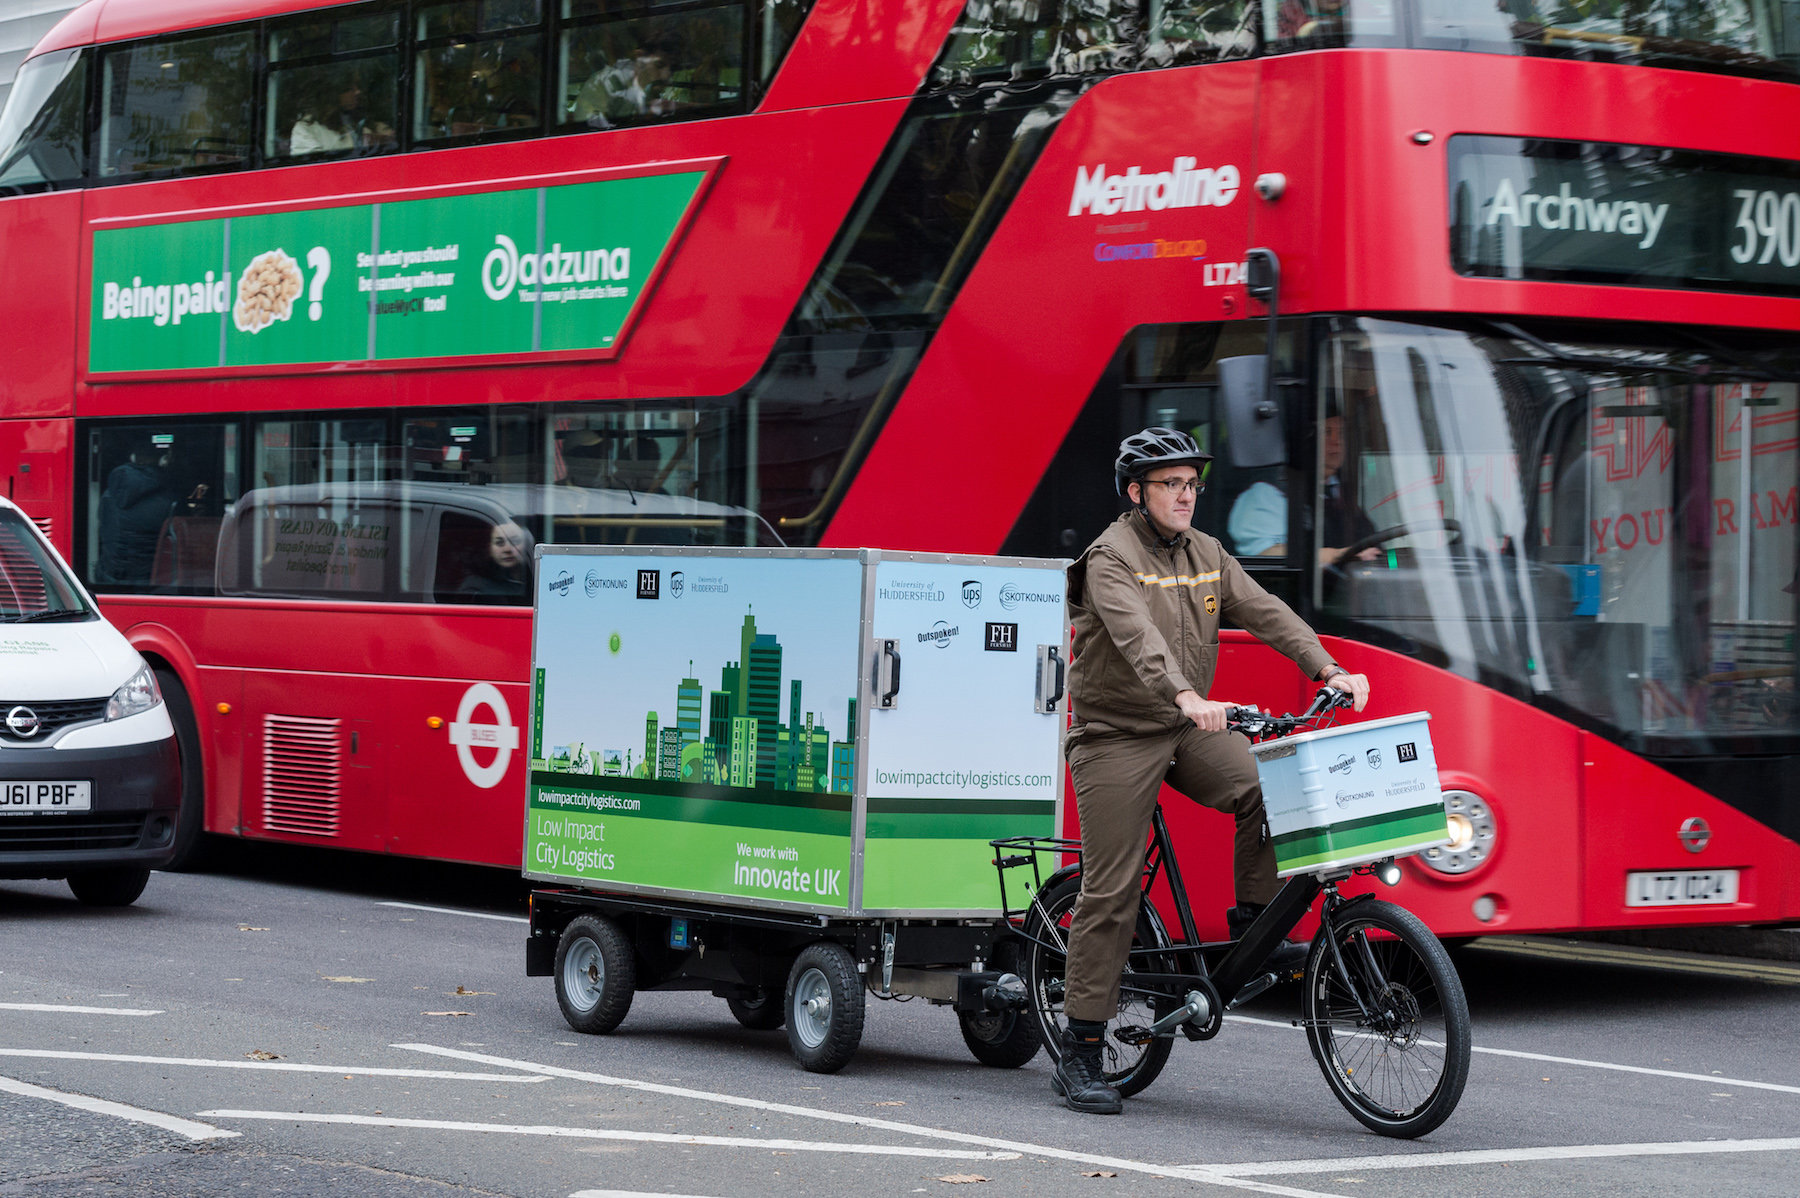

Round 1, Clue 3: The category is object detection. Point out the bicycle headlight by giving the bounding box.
[105,665,163,721]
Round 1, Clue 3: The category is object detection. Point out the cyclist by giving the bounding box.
[1054,426,1370,1115]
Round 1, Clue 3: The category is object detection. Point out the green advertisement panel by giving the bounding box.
[89,170,705,374]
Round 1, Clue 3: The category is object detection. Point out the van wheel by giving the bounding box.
[154,667,210,871]
[68,867,151,907]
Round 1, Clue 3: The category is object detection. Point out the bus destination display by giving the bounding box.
[87,169,707,374]
[1450,135,1800,298]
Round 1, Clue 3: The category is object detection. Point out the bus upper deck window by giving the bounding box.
[99,31,254,178]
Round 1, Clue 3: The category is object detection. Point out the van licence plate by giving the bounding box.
[0,781,92,812]
[1625,869,1739,907]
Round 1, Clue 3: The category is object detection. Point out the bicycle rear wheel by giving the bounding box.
[1022,874,1174,1098]
[1303,899,1470,1138]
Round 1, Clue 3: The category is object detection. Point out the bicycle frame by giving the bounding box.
[995,806,1392,1028]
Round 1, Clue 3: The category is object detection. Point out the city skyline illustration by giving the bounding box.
[537,604,859,794]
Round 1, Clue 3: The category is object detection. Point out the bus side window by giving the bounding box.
[85,422,235,595]
[415,0,545,141]
[98,30,254,178]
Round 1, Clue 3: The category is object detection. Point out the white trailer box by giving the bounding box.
[525,547,1068,916]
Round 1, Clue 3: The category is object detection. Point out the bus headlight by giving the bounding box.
[105,665,164,721]
[1419,790,1496,876]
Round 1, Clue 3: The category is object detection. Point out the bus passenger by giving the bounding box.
[290,73,394,155]
[1052,426,1370,1114]
[97,440,176,585]
[459,520,532,600]
[570,39,681,128]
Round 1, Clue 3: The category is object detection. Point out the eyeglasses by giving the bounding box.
[1141,477,1204,497]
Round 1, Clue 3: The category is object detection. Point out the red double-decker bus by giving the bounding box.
[0,0,1793,936]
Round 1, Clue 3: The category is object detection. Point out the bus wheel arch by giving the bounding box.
[143,655,210,871]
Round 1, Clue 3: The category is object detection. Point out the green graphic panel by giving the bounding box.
[373,188,538,361]
[538,173,702,352]
[527,794,850,909]
[862,800,1055,911]
[224,206,371,367]
[90,221,226,373]
[860,837,1025,912]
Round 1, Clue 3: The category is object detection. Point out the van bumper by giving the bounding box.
[0,736,183,878]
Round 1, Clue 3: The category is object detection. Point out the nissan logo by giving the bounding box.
[5,705,42,738]
[1677,817,1711,854]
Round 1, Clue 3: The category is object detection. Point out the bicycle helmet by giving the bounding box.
[1114,426,1212,497]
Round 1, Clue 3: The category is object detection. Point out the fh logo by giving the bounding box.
[1396,742,1419,763]
[985,622,1019,652]
[636,569,660,599]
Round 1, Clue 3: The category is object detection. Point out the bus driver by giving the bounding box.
[1053,426,1370,1114]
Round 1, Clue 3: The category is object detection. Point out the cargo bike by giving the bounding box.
[992,689,1473,1137]
[523,547,1070,1073]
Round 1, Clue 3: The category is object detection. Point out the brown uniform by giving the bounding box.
[1062,512,1336,1023]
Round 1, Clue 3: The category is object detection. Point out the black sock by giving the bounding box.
[1067,1018,1106,1043]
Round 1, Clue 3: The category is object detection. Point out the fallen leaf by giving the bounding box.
[237,926,270,932]
[322,976,373,984]
[423,1010,473,1017]
[871,1101,905,1107]
[1079,1171,1118,1178]
[244,1050,281,1061]
[452,986,495,996]
[936,1176,989,1185]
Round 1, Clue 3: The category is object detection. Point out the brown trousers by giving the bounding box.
[1061,721,1276,1024]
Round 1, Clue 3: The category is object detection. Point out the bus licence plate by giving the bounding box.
[0,781,92,812]
[1625,870,1739,907]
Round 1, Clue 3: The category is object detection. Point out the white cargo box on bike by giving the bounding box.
[1249,712,1450,878]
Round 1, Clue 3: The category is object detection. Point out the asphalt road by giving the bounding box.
[3,845,1798,1198]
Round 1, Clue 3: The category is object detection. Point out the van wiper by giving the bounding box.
[5,609,91,623]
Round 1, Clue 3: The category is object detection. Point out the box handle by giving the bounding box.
[876,638,902,709]
[1035,644,1065,714]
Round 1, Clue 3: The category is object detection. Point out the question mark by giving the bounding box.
[306,246,331,321]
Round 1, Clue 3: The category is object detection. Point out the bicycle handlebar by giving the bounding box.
[1224,686,1353,741]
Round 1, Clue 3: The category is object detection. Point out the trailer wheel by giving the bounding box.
[554,915,635,1034]
[784,942,864,1073]
[726,987,786,1030]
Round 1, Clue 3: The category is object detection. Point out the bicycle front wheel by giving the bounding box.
[1303,899,1470,1138]
[1022,874,1174,1098]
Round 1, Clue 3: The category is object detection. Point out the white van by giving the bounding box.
[0,495,180,905]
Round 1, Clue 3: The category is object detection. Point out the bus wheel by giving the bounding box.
[554,915,635,1034]
[784,942,864,1073]
[154,667,210,871]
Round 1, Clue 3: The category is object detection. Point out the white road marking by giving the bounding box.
[0,1047,546,1082]
[378,900,527,923]
[1205,1137,1800,1176]
[0,1074,239,1141]
[1225,1014,1800,1096]
[0,1002,162,1016]
[198,1110,1022,1159]
[394,1044,1350,1198]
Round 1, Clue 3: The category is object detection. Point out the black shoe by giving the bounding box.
[1227,904,1309,976]
[1051,1029,1123,1114]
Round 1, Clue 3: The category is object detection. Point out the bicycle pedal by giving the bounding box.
[1113,1025,1155,1046]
